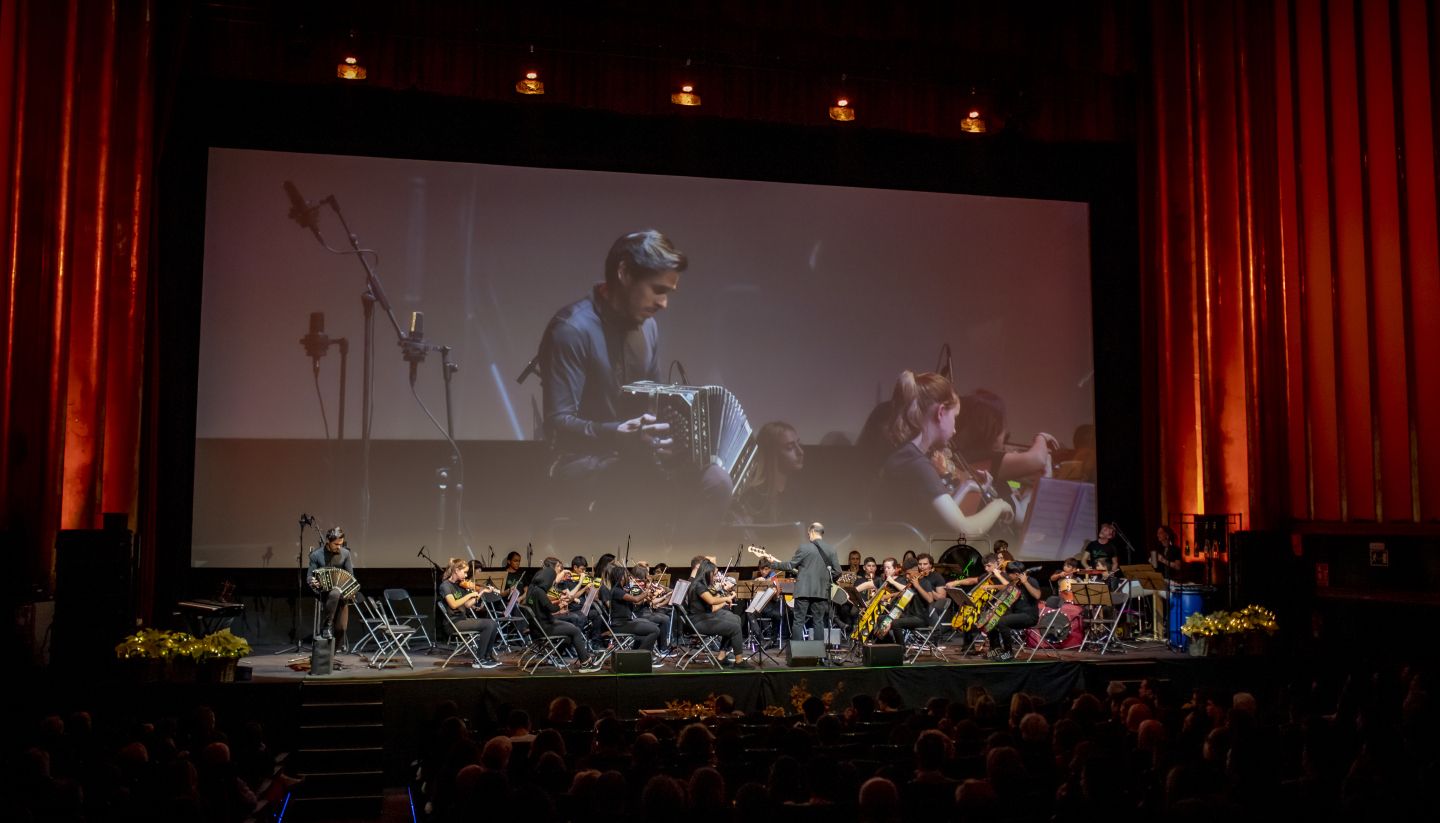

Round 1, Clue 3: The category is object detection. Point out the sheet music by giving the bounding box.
[502,588,521,617]
[1017,478,1098,561]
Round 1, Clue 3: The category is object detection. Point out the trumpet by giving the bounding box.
[547,573,600,603]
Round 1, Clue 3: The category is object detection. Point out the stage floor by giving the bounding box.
[242,638,1194,682]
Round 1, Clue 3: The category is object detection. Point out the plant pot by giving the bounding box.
[120,657,168,683]
[198,657,238,683]
[1242,633,1270,656]
[1187,637,1208,657]
[170,656,198,684]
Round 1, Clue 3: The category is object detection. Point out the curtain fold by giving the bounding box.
[1147,0,1440,528]
[0,0,154,588]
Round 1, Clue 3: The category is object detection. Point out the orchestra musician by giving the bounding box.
[686,559,752,668]
[1080,522,1121,575]
[871,557,928,640]
[527,558,602,672]
[870,371,1013,540]
[500,551,526,600]
[629,562,675,654]
[308,527,354,643]
[851,557,882,598]
[534,229,731,533]
[845,550,863,576]
[604,564,663,654]
[986,561,1043,661]
[439,558,501,669]
[1151,526,1184,582]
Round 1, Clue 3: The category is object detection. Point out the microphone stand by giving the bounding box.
[276,517,318,655]
[326,196,406,559]
[416,545,445,652]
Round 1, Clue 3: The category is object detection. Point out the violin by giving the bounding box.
[461,580,500,596]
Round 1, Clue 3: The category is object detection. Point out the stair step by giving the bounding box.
[293,770,385,797]
[284,794,384,819]
[291,746,385,772]
[297,723,384,747]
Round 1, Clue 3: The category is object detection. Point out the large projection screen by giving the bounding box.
[194,148,1096,568]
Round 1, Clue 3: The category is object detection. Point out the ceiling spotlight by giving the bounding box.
[671,83,701,106]
[829,97,855,122]
[336,55,366,81]
[516,70,545,95]
[960,108,986,133]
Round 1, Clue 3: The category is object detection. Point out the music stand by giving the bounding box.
[502,588,521,618]
[1070,582,1116,653]
[1119,564,1166,641]
[744,587,781,667]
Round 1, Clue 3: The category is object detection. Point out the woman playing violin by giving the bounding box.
[440,558,501,668]
[685,559,751,668]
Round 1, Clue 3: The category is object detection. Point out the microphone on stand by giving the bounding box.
[283,180,324,245]
[403,311,428,384]
[299,513,314,527]
[416,544,427,558]
[300,312,331,374]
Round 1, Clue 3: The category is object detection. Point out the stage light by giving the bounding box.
[516,70,545,95]
[336,55,366,81]
[960,109,986,133]
[671,83,701,106]
[829,97,855,122]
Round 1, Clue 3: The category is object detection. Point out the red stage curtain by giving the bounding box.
[1147,0,1440,528]
[0,0,155,590]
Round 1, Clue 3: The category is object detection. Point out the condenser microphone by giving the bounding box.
[404,311,428,381]
[283,180,323,244]
[300,312,330,370]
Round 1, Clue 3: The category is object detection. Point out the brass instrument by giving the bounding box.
[547,573,600,604]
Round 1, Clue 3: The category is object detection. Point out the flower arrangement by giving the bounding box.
[1180,605,1278,638]
[663,694,718,719]
[115,628,198,660]
[788,678,846,715]
[202,629,252,659]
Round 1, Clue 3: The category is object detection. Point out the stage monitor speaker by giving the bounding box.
[309,637,335,676]
[864,644,904,666]
[612,650,652,673]
[787,640,826,666]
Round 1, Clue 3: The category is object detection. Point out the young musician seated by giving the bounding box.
[604,564,662,656]
[629,562,674,654]
[986,561,1043,661]
[686,559,752,668]
[307,526,354,644]
[527,558,601,672]
[851,557,881,598]
[873,558,929,640]
[440,558,501,669]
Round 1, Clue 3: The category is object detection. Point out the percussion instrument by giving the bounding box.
[621,380,757,487]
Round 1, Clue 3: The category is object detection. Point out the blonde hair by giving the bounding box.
[446,558,468,578]
[884,370,959,446]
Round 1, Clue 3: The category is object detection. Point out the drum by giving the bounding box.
[1167,584,1213,648]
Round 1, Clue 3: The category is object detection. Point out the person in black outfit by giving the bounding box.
[986,561,1043,661]
[500,551,527,600]
[526,559,600,672]
[629,563,674,653]
[1151,526,1185,581]
[909,553,952,624]
[307,527,354,643]
[874,557,929,640]
[438,558,501,669]
[731,420,805,524]
[534,230,731,537]
[1081,522,1121,575]
[686,559,750,668]
[604,564,661,652]
[765,522,840,645]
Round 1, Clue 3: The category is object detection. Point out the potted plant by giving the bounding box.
[197,629,252,682]
[114,628,197,682]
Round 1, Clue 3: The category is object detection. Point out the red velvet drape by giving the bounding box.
[0,0,154,588]
[1148,0,1440,529]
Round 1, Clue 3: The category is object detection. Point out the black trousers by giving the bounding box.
[612,617,660,650]
[542,618,588,660]
[880,614,927,640]
[638,610,672,649]
[452,616,499,658]
[988,611,1039,651]
[791,596,831,642]
[690,608,743,653]
[319,589,350,641]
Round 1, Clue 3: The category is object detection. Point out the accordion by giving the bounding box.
[310,567,361,601]
[621,381,757,488]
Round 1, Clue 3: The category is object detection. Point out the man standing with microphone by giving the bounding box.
[769,522,840,646]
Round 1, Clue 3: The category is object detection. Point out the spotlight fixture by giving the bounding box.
[671,83,701,107]
[336,55,366,81]
[960,108,986,133]
[516,70,545,95]
[829,97,855,122]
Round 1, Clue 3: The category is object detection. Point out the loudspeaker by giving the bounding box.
[863,644,904,667]
[52,528,135,669]
[787,640,826,666]
[309,637,335,676]
[612,650,652,673]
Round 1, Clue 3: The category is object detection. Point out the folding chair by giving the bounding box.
[517,605,574,674]
[439,608,484,669]
[352,595,417,669]
[1077,582,1127,655]
[481,590,529,652]
[381,588,433,648]
[904,601,952,664]
[1020,609,1068,661]
[586,597,637,670]
[346,595,386,656]
[668,578,725,667]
